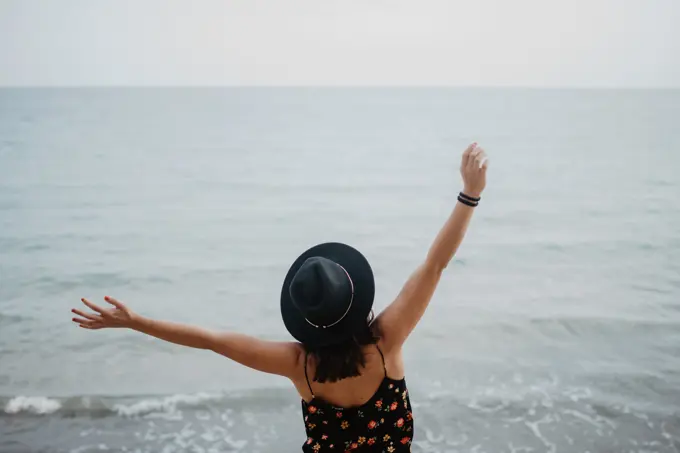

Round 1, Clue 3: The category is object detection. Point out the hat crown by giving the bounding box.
[289,256,352,328]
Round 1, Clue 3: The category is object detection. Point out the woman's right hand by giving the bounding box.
[71,296,137,330]
[460,142,489,198]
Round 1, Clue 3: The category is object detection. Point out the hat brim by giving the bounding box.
[281,242,375,347]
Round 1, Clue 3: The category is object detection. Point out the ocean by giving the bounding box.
[0,88,678,453]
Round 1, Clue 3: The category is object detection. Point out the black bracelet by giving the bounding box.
[459,191,481,202]
[457,195,478,207]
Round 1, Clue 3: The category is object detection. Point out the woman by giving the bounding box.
[71,143,488,452]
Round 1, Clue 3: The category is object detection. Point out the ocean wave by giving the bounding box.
[0,393,225,418]
[1,384,672,422]
[3,396,62,414]
[112,392,219,417]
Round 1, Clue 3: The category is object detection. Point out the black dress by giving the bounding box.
[300,346,414,452]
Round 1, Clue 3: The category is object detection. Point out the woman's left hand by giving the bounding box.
[71,296,136,330]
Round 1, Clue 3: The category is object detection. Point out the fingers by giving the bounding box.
[462,142,488,171]
[81,298,105,315]
[71,317,103,329]
[104,296,125,310]
[467,146,484,171]
[71,316,92,324]
[480,154,489,171]
[461,142,477,167]
[475,148,488,170]
[73,298,109,330]
[71,308,102,322]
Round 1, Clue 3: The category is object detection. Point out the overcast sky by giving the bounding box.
[1,0,678,87]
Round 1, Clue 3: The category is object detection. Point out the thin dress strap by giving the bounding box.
[376,344,387,378]
[304,351,315,397]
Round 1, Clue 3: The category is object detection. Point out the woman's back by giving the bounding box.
[298,343,414,452]
[295,342,401,407]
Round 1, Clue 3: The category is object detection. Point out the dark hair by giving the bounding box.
[305,311,380,383]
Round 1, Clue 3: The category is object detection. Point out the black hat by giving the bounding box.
[281,242,375,347]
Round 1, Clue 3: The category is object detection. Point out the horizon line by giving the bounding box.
[1,84,678,90]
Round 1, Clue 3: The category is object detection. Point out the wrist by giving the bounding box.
[128,313,145,330]
[462,187,482,199]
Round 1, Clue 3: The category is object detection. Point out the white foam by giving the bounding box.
[564,385,592,402]
[524,414,557,453]
[4,396,62,414]
[113,393,217,417]
[562,408,603,428]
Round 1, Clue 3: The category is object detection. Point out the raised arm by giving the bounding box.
[71,297,303,378]
[376,143,488,354]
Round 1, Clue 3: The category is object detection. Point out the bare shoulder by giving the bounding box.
[288,341,307,373]
[372,303,406,355]
[286,341,309,382]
